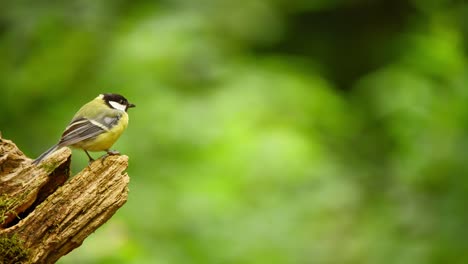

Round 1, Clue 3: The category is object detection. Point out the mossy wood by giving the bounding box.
[0,135,130,263]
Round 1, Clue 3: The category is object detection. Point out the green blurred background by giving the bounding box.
[1,0,467,263]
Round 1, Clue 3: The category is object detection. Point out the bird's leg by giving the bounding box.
[84,150,95,165]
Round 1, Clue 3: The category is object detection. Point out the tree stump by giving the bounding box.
[0,134,130,263]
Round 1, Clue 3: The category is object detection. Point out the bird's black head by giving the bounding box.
[101,93,136,111]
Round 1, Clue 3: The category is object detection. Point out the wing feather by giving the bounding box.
[58,118,105,147]
[57,114,122,147]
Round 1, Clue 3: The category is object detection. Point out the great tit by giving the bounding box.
[33,93,135,165]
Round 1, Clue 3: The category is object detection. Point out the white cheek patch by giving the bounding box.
[109,101,127,111]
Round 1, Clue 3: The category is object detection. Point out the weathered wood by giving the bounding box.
[0,137,71,228]
[0,135,130,263]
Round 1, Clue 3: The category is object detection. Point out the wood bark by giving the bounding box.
[0,134,130,263]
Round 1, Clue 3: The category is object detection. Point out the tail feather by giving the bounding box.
[32,144,60,165]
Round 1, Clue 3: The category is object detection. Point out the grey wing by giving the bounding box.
[100,114,121,128]
[57,115,122,147]
[57,117,106,147]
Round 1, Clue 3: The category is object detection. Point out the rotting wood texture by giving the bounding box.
[0,134,130,263]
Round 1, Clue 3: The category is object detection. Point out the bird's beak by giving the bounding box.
[128,103,136,108]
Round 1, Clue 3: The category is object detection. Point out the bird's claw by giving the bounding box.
[106,150,120,156]
[100,150,121,165]
[87,158,95,168]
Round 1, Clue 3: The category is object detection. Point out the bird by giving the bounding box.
[32,93,135,165]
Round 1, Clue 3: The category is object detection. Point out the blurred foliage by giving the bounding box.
[0,0,467,263]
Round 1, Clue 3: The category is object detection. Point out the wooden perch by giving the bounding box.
[0,134,130,263]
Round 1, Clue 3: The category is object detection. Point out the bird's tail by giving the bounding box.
[32,144,60,165]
